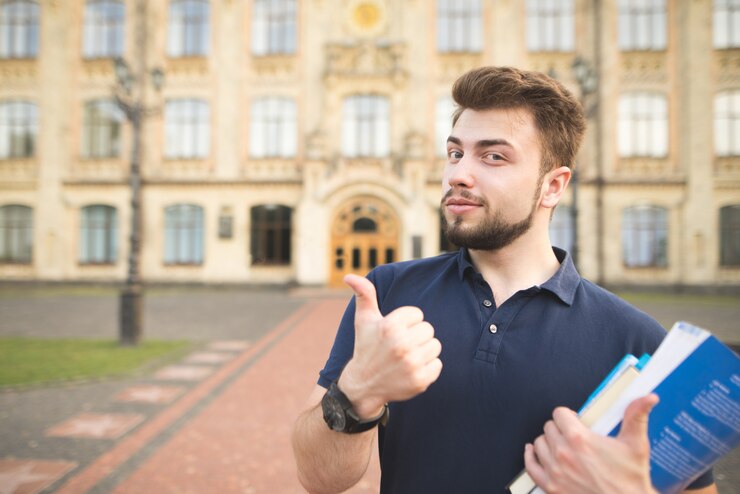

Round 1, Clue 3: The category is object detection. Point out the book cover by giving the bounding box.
[509,322,740,494]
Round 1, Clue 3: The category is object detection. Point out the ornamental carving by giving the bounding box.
[620,52,668,84]
[617,157,678,178]
[715,157,740,177]
[324,42,406,81]
[68,160,126,182]
[241,160,301,182]
[0,60,37,81]
[0,159,38,184]
[715,50,740,84]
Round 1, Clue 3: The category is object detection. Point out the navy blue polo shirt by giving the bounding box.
[318,248,714,493]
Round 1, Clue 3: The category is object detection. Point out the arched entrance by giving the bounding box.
[329,197,400,287]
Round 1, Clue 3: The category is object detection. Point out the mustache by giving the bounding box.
[441,189,488,207]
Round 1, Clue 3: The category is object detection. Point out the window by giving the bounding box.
[526,0,575,52]
[80,205,117,264]
[251,0,296,56]
[715,90,740,157]
[618,0,666,51]
[622,205,668,267]
[437,0,482,53]
[342,95,389,158]
[82,0,124,58]
[250,205,291,265]
[618,92,668,158]
[164,204,203,265]
[549,205,574,253]
[81,100,123,158]
[436,97,455,157]
[167,0,209,57]
[165,99,210,158]
[249,97,296,158]
[0,100,37,159]
[0,204,32,263]
[0,0,38,59]
[714,0,740,49]
[720,205,740,266]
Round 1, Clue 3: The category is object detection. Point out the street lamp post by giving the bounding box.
[113,57,164,346]
[570,56,598,273]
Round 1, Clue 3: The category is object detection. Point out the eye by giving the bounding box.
[485,153,504,161]
[447,150,463,161]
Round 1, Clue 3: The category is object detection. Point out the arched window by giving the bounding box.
[165,99,210,158]
[0,100,37,158]
[251,0,296,56]
[352,217,377,232]
[618,92,668,158]
[164,204,204,265]
[715,90,740,157]
[167,0,209,57]
[0,0,39,59]
[81,99,123,158]
[622,205,668,268]
[82,0,125,58]
[342,95,389,158]
[80,205,117,264]
[0,204,32,263]
[249,97,296,158]
[720,205,740,266]
[250,205,291,265]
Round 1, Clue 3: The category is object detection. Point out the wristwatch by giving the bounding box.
[321,381,389,433]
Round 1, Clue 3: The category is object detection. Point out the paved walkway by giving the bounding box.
[0,287,738,493]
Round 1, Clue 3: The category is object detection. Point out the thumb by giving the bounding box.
[344,274,382,326]
[618,393,659,449]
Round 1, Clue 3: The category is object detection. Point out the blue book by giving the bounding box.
[590,322,740,494]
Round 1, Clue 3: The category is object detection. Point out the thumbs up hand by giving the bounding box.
[524,394,659,494]
[337,274,443,420]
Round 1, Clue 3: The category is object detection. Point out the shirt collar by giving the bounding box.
[455,246,580,306]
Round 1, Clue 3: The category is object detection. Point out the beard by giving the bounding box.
[441,187,540,251]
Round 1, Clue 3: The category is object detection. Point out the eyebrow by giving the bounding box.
[446,136,514,149]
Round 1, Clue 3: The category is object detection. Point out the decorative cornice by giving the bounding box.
[324,41,406,84]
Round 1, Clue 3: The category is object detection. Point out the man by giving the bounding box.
[292,66,716,493]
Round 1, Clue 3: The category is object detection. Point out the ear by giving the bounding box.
[540,166,571,209]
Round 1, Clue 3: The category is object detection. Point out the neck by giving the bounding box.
[467,230,560,306]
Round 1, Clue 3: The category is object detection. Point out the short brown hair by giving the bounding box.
[451,66,586,173]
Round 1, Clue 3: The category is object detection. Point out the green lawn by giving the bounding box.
[0,338,192,388]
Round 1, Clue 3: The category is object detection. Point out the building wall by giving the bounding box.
[0,0,738,288]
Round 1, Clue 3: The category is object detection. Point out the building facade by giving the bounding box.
[0,0,739,288]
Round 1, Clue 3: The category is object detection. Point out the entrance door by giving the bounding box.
[329,197,400,287]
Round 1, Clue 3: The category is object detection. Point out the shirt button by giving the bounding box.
[489,324,498,334]
[482,300,492,307]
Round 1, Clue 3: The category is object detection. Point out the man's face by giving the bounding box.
[441,107,545,251]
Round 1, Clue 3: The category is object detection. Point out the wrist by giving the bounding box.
[337,364,385,420]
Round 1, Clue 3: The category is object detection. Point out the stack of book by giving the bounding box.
[509,321,740,494]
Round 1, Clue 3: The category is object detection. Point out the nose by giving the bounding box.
[445,156,475,189]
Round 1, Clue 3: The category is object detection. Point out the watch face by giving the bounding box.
[323,395,347,431]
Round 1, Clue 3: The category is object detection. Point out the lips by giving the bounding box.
[445,197,481,215]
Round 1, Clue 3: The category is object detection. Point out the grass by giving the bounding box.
[0,338,192,388]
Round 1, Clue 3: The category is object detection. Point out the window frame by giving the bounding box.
[82,0,125,59]
[618,91,668,158]
[713,0,740,49]
[81,99,124,159]
[526,0,575,53]
[249,97,297,158]
[617,0,667,51]
[622,205,669,268]
[436,0,483,54]
[715,90,740,157]
[341,94,390,158]
[250,204,292,266]
[0,100,37,159]
[79,204,118,265]
[0,0,39,59]
[0,204,33,264]
[167,0,210,58]
[164,99,210,159]
[164,204,204,265]
[251,0,297,56]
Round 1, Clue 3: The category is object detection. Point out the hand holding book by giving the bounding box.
[523,394,659,494]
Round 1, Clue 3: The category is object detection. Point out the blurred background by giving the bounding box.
[0,0,738,292]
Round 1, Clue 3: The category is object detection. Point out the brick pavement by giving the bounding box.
[0,287,738,493]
